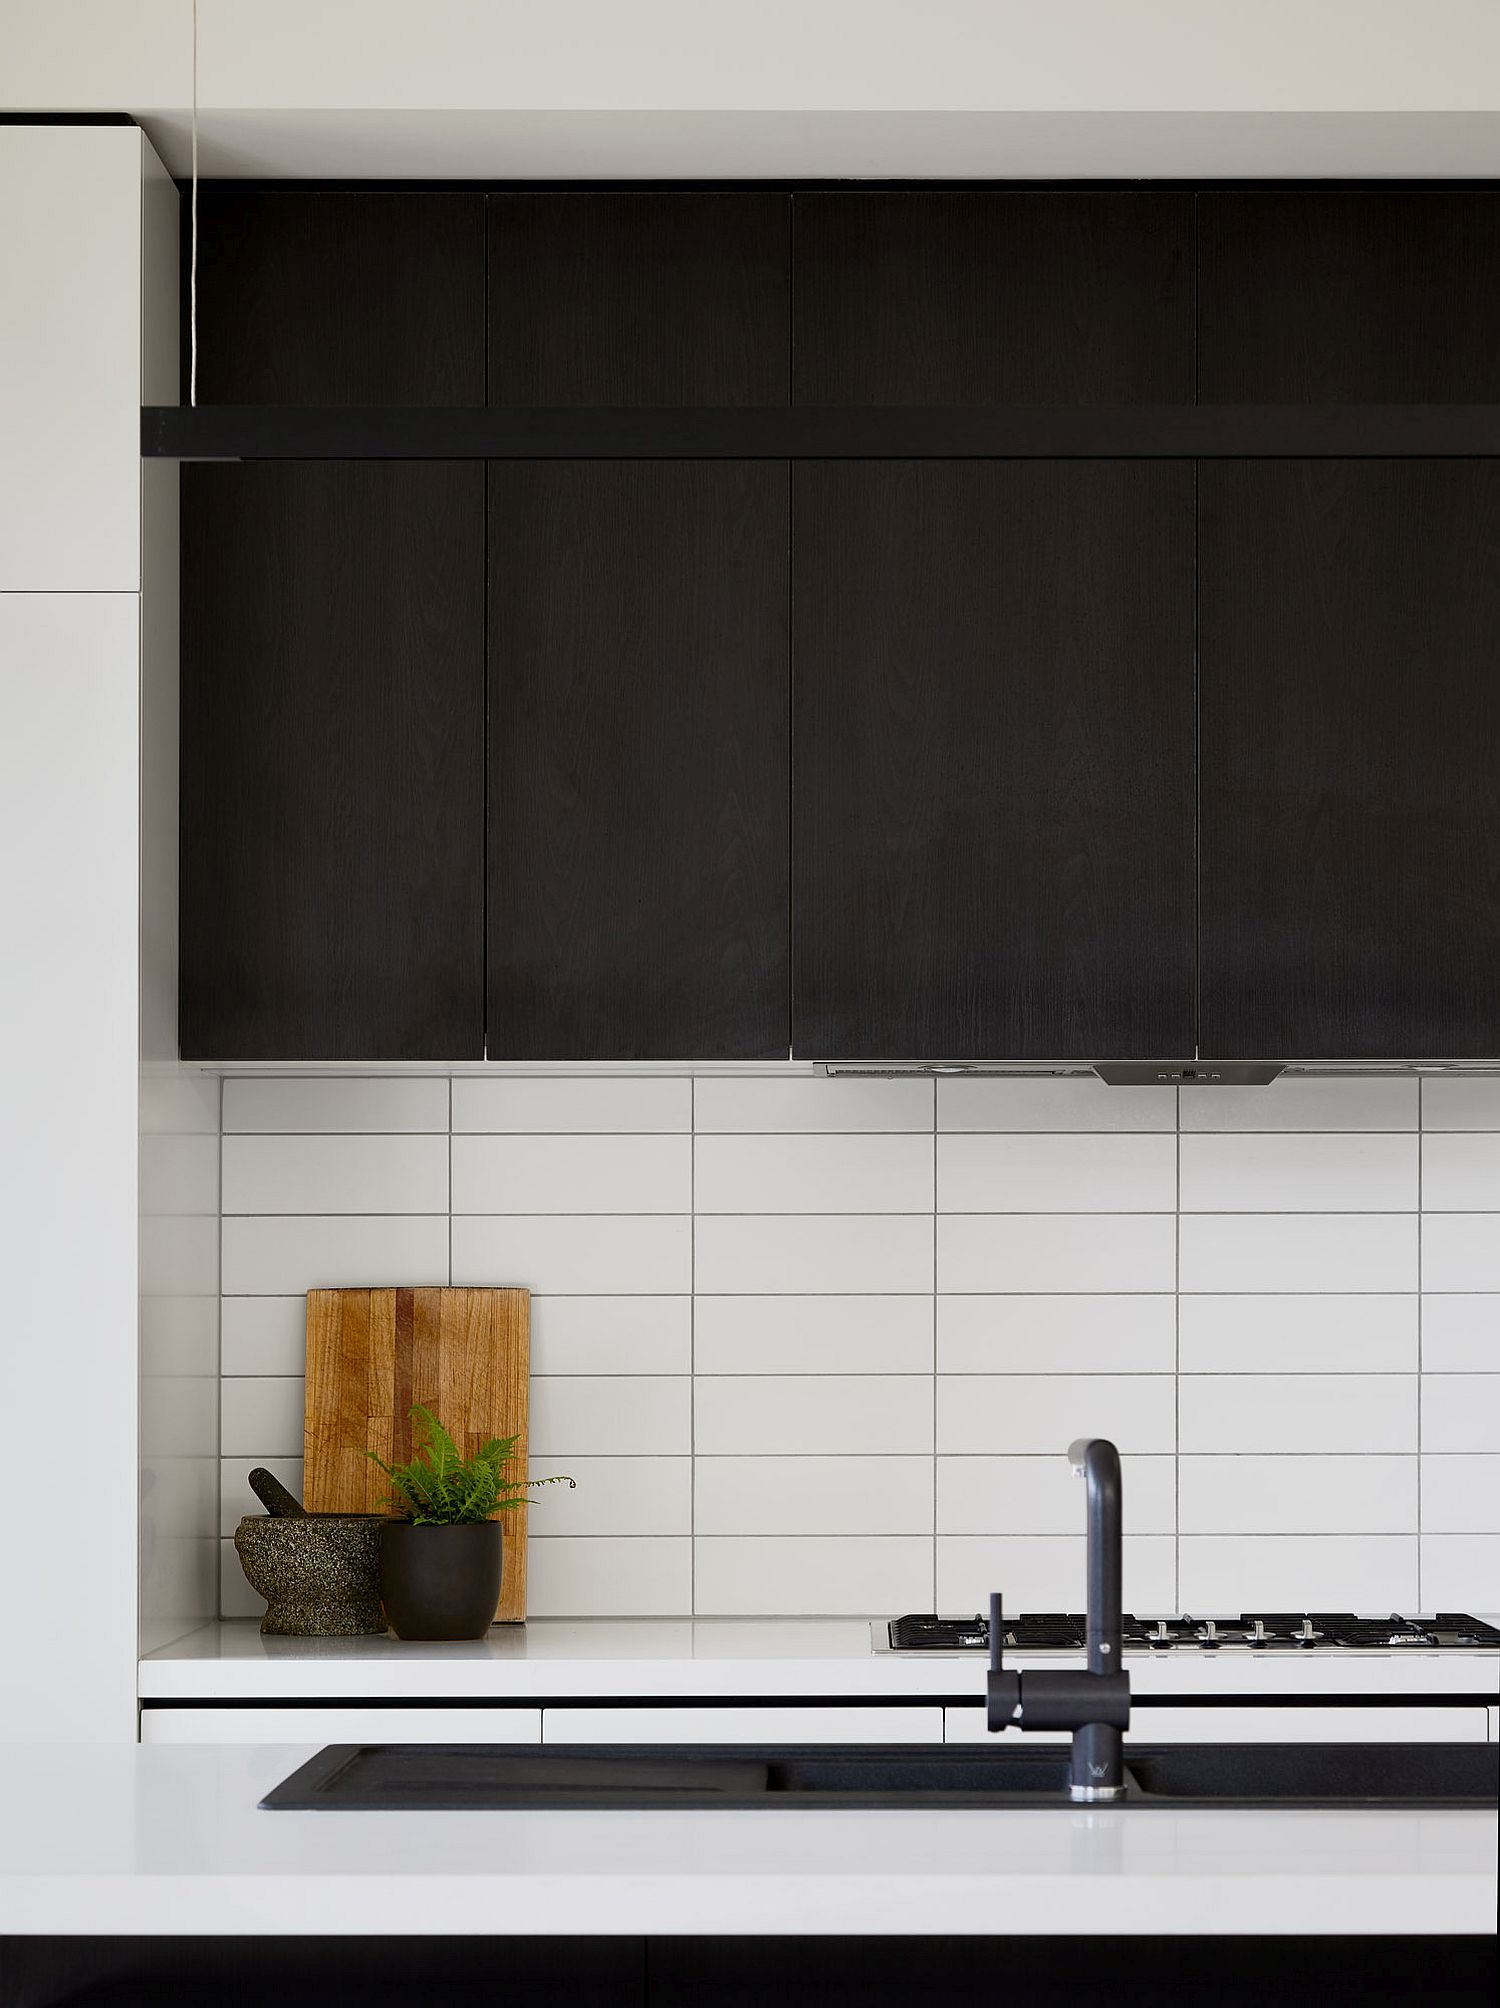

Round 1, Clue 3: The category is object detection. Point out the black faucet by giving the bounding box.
[986,1437,1131,1801]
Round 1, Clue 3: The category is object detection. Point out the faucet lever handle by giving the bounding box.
[989,1591,1004,1672]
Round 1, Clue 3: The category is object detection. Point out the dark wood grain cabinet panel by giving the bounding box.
[1199,461,1500,1059]
[488,193,790,404]
[488,463,790,1059]
[190,190,485,403]
[793,193,1193,404]
[794,462,1195,1061]
[181,463,485,1060]
[1199,192,1500,400]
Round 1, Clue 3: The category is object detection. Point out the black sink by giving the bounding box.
[261,1740,1500,1811]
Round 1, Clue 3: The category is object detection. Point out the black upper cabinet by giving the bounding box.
[488,193,790,404]
[181,462,486,1060]
[191,189,485,403]
[794,462,1196,1061]
[793,193,1194,403]
[488,463,789,1060]
[1199,192,1500,401]
[1199,461,1500,1060]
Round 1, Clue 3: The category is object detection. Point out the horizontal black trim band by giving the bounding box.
[0,112,136,125]
[144,404,1500,461]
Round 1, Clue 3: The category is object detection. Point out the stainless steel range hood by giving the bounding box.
[820,1060,1500,1085]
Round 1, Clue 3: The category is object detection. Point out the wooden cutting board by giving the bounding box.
[303,1286,530,1622]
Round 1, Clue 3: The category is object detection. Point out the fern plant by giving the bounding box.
[369,1405,574,1526]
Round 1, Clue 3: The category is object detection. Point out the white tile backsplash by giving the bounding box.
[1179,1214,1417,1292]
[695,1214,933,1294]
[1179,1133,1417,1213]
[938,1132,1177,1212]
[694,1132,933,1213]
[206,1069,1500,1617]
[223,1075,449,1134]
[222,1133,449,1215]
[452,1134,691,1215]
[939,1214,1177,1293]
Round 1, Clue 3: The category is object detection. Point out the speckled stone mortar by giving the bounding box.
[234,1514,387,1636]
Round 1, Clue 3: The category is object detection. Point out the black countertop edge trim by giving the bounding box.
[1,111,136,125]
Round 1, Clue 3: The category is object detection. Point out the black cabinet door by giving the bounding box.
[1199,461,1500,1059]
[488,463,790,1060]
[181,463,485,1060]
[793,192,1193,403]
[488,192,790,404]
[1199,192,1500,401]
[793,463,1195,1061]
[191,190,485,403]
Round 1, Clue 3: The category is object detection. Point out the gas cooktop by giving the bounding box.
[886,1612,1500,1653]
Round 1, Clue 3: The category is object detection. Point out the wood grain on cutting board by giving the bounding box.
[303,1286,530,1622]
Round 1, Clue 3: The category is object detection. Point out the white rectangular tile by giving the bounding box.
[937,1536,1177,1612]
[938,1296,1176,1374]
[220,1457,305,1537]
[220,1377,303,1458]
[693,1537,934,1616]
[1421,1457,1500,1534]
[695,1457,933,1536]
[139,1132,219,1215]
[220,1296,306,1376]
[694,1133,933,1213]
[526,1537,692,1617]
[140,1295,218,1377]
[222,1076,448,1133]
[451,1134,691,1214]
[936,1376,1175,1455]
[1179,1215,1417,1292]
[452,1076,692,1133]
[221,1215,449,1295]
[1178,1456,1417,1535]
[1178,1535,1418,1612]
[1421,1134,1500,1211]
[451,1215,691,1294]
[1420,1534,1500,1609]
[221,1540,262,1620]
[531,1297,692,1375]
[1421,1375,1500,1454]
[938,1077,1175,1133]
[221,1133,448,1215]
[937,1455,1176,1535]
[1422,1216,1500,1290]
[1421,1077,1500,1131]
[694,1297,933,1375]
[525,1457,690,1537]
[1421,1296,1500,1372]
[1178,1296,1417,1374]
[693,1076,932,1133]
[140,1377,217,1460]
[938,1133,1177,1213]
[140,1215,218,1296]
[1179,1077,1417,1132]
[139,1069,220,1134]
[528,1377,690,1456]
[1178,1375,1416,1455]
[939,1215,1176,1293]
[695,1215,932,1294]
[694,1376,932,1455]
[1180,1133,1417,1212]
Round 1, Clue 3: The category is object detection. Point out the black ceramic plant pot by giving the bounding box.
[379,1521,502,1641]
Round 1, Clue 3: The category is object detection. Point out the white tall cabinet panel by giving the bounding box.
[0,125,145,591]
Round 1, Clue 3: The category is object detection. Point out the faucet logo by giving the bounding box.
[1089,1763,1108,1778]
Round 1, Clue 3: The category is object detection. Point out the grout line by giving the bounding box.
[447,1075,454,1286]
[931,1078,939,1599]
[215,1071,225,1621]
[1174,1083,1182,1612]
[1416,1076,1423,1607]
[690,1076,697,1616]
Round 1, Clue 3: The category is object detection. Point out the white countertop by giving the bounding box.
[141,1619,1500,1702]
[1,1743,1493,1938]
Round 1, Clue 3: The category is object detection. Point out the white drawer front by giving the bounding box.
[542,1705,944,1744]
[944,1704,1490,1745]
[140,1707,543,1745]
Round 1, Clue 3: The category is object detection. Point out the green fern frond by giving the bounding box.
[364,1409,575,1525]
